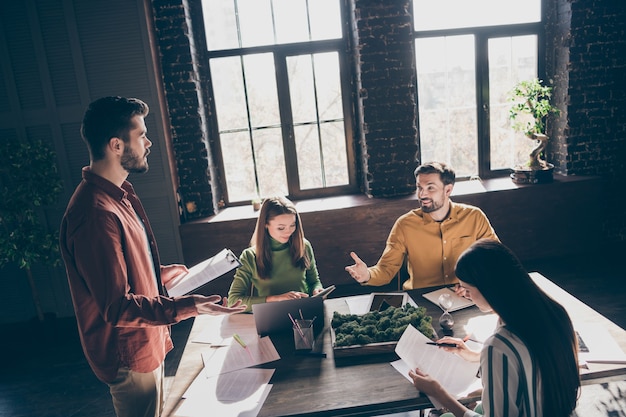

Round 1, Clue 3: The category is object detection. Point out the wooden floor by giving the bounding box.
[1,245,625,417]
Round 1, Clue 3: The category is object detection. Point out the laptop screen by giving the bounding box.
[252,297,324,336]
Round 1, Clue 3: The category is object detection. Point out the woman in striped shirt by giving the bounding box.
[409,239,580,417]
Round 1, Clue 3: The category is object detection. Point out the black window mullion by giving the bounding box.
[475,34,491,179]
[274,51,300,196]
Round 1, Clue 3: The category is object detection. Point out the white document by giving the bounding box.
[202,335,280,377]
[177,368,274,417]
[394,324,480,409]
[166,248,241,297]
[577,325,626,364]
[345,294,372,315]
[422,287,475,312]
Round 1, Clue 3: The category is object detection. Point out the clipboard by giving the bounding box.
[165,248,241,297]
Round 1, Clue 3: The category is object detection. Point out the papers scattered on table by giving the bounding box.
[576,325,626,365]
[422,287,475,312]
[177,368,274,417]
[202,335,280,377]
[175,335,280,417]
[166,248,241,297]
[393,324,481,409]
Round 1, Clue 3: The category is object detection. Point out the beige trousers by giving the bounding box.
[108,363,164,417]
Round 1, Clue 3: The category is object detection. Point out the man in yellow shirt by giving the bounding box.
[345,162,499,290]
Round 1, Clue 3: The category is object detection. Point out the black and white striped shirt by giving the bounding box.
[465,324,542,417]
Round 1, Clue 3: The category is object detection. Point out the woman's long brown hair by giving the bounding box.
[251,196,310,279]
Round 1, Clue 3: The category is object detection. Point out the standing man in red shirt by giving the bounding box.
[60,96,246,417]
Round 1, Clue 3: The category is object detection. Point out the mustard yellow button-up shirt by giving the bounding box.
[367,201,498,289]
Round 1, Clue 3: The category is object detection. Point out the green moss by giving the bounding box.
[332,304,435,347]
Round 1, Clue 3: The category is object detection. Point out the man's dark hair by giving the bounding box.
[80,96,149,161]
[414,161,456,186]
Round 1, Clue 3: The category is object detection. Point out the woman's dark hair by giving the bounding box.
[455,239,580,416]
[251,196,310,279]
[81,96,149,161]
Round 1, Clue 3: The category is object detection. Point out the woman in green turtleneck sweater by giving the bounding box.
[228,196,325,312]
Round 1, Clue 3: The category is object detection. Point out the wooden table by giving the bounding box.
[162,272,626,416]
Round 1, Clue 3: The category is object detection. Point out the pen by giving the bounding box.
[233,333,254,360]
[426,342,458,348]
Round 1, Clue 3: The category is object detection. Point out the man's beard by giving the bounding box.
[420,198,443,213]
[121,147,149,174]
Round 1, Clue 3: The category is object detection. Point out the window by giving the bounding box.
[201,0,355,205]
[413,0,543,178]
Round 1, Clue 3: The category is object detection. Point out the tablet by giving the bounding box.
[312,285,336,299]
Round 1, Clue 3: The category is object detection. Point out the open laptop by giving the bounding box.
[252,296,324,336]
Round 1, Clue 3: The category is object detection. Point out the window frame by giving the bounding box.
[414,20,545,180]
[204,28,358,206]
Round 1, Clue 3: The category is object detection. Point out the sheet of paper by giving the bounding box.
[394,324,480,409]
[422,287,475,312]
[345,294,372,315]
[202,336,280,377]
[191,329,229,346]
[176,368,274,417]
[166,248,241,297]
[183,367,275,401]
[576,325,626,364]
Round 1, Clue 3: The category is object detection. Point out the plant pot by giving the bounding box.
[510,163,554,184]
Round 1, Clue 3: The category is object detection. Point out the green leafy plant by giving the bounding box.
[508,78,560,169]
[0,137,63,321]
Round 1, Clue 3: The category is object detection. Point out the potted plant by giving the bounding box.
[0,137,63,321]
[508,78,560,184]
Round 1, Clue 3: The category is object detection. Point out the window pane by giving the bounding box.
[308,0,342,41]
[320,121,349,186]
[314,53,343,120]
[288,53,348,190]
[243,54,280,128]
[210,57,248,130]
[253,128,288,197]
[288,55,317,123]
[294,122,349,190]
[488,36,538,170]
[416,36,477,177]
[238,0,274,47]
[202,0,239,50]
[295,124,322,189]
[273,0,310,44]
[221,131,256,202]
[414,0,541,31]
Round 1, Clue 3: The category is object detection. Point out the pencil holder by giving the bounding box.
[293,319,314,350]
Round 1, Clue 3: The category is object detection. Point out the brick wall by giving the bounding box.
[351,0,418,197]
[152,0,626,239]
[152,0,217,219]
[548,0,626,240]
